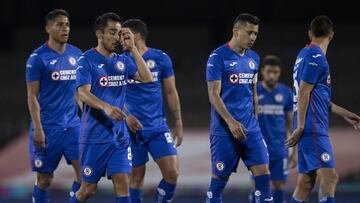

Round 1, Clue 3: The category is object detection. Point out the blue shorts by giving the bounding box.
[29,126,79,174]
[298,134,335,174]
[269,157,288,181]
[210,131,269,177]
[80,141,132,183]
[130,130,177,167]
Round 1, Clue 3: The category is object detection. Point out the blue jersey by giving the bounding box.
[125,48,174,133]
[25,42,82,128]
[257,83,293,159]
[206,44,261,136]
[293,44,331,135]
[76,49,137,143]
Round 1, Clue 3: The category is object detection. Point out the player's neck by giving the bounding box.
[228,39,246,56]
[47,38,66,54]
[95,44,113,58]
[262,81,277,91]
[310,39,329,55]
[136,41,148,56]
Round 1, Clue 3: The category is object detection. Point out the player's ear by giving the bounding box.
[95,30,104,40]
[45,23,51,35]
[308,30,313,41]
[328,31,334,41]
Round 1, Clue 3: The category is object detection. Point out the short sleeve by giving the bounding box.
[76,56,92,88]
[301,54,324,84]
[284,87,293,112]
[206,53,223,81]
[125,56,137,79]
[25,53,44,82]
[161,53,174,78]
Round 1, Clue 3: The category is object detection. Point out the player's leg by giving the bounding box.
[316,168,338,203]
[72,181,98,202]
[112,173,131,203]
[270,158,288,203]
[206,135,241,203]
[33,172,53,203]
[63,127,82,198]
[244,133,272,203]
[129,133,149,203]
[272,180,286,203]
[291,172,317,203]
[147,131,178,203]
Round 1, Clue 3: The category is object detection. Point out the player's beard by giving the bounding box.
[102,41,116,53]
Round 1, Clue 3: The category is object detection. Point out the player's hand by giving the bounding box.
[126,115,143,132]
[103,104,126,121]
[120,28,135,51]
[343,112,360,130]
[227,118,247,140]
[33,128,46,148]
[286,128,303,148]
[172,121,184,147]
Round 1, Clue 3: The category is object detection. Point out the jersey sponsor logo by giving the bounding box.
[229,61,237,67]
[83,166,92,176]
[216,161,225,171]
[146,59,156,69]
[98,75,127,87]
[51,70,76,81]
[312,54,322,58]
[259,104,284,115]
[116,61,125,72]
[321,152,331,162]
[228,72,255,84]
[69,57,76,66]
[49,59,58,65]
[34,159,43,168]
[97,64,105,69]
[275,93,284,102]
[248,59,256,70]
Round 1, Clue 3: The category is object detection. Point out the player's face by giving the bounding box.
[262,65,281,87]
[46,15,70,44]
[233,22,259,49]
[100,20,121,52]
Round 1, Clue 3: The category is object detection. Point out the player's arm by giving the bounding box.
[330,102,360,130]
[208,80,246,140]
[252,83,259,117]
[286,81,314,147]
[163,76,183,147]
[120,28,152,83]
[75,91,83,111]
[26,81,45,148]
[77,85,126,121]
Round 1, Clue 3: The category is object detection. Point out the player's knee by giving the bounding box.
[321,171,339,186]
[163,167,179,183]
[130,173,145,187]
[297,178,314,191]
[37,174,53,189]
[272,181,286,190]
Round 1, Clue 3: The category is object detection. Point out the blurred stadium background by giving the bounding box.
[1,0,360,202]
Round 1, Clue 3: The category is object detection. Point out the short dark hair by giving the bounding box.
[262,55,282,68]
[233,13,260,26]
[122,19,149,40]
[45,9,69,24]
[94,12,122,32]
[310,15,333,38]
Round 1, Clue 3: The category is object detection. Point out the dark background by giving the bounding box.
[1,0,360,147]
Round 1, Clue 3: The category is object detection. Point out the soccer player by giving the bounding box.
[26,9,82,203]
[286,16,360,203]
[71,13,152,203]
[121,19,183,203]
[252,55,296,203]
[206,13,273,203]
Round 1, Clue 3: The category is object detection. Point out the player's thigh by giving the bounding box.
[106,142,132,180]
[269,158,288,182]
[242,132,270,170]
[148,131,177,162]
[80,143,113,184]
[130,136,150,168]
[299,134,335,173]
[210,135,241,177]
[29,127,63,174]
[63,126,80,164]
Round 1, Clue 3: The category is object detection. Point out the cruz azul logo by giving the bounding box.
[51,70,76,81]
[228,72,255,84]
[98,75,127,87]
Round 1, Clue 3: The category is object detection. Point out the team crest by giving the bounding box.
[321,152,331,162]
[146,60,156,69]
[83,166,92,176]
[216,162,225,171]
[116,61,125,71]
[69,57,76,66]
[248,59,256,70]
[51,71,60,81]
[34,159,43,168]
[275,94,284,102]
[99,76,108,87]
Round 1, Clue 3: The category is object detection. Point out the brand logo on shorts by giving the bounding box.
[216,162,225,171]
[321,152,331,162]
[34,159,43,168]
[84,166,92,176]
